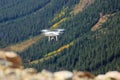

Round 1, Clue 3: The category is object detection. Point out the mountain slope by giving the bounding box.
[0,0,120,75]
[28,12,120,74]
[20,0,119,61]
[0,0,79,48]
[0,0,51,23]
[21,0,120,75]
[30,13,112,64]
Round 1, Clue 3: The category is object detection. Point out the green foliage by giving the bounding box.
[20,0,120,62]
[0,0,79,47]
[27,12,120,74]
[22,0,120,75]
[0,0,120,75]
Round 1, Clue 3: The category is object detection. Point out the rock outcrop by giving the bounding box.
[0,51,120,80]
[0,51,23,68]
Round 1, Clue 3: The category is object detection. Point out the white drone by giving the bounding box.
[41,29,65,41]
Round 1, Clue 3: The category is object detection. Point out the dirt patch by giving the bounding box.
[72,0,94,15]
[4,35,43,52]
[91,14,110,31]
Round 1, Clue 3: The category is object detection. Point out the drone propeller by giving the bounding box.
[41,29,49,32]
[57,29,64,31]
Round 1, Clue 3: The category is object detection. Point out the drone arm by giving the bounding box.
[48,36,51,41]
[56,36,58,41]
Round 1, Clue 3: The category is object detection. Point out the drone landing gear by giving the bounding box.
[48,36,58,41]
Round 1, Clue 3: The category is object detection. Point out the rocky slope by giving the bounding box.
[0,51,120,80]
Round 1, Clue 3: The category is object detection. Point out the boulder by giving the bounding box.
[95,74,109,80]
[0,51,23,68]
[72,71,95,80]
[53,70,73,80]
[105,71,120,80]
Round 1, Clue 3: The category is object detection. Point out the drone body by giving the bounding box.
[41,29,65,41]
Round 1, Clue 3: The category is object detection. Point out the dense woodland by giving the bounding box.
[0,0,79,47]
[28,13,120,75]
[0,0,120,75]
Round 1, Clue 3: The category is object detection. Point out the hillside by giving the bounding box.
[0,0,120,75]
[28,12,120,75]
[0,0,79,47]
[30,13,113,64]
[3,0,95,52]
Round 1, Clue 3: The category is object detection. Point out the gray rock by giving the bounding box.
[53,71,73,80]
[23,68,37,74]
[0,60,12,67]
[72,71,95,80]
[105,71,120,80]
